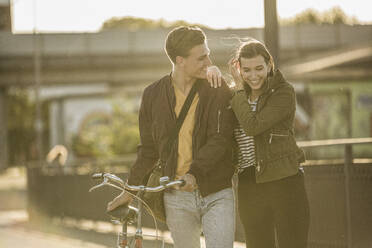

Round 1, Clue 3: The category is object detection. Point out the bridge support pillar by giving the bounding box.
[0,87,8,171]
[50,99,65,147]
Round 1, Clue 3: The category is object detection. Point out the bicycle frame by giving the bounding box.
[90,172,184,248]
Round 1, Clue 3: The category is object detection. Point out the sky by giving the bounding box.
[9,0,372,33]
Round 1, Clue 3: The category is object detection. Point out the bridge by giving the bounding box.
[1,24,372,87]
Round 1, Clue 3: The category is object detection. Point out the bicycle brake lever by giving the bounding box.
[106,182,125,191]
[89,178,109,192]
[89,182,105,192]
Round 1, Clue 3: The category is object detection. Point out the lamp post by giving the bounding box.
[33,0,43,164]
[264,0,279,66]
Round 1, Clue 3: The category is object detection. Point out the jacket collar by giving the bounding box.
[163,72,205,114]
[266,69,286,91]
[165,72,206,97]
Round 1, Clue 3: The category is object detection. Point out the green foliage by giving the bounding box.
[280,7,360,26]
[7,88,49,165]
[110,103,140,155]
[71,100,140,158]
[322,7,356,25]
[7,88,35,129]
[101,16,211,31]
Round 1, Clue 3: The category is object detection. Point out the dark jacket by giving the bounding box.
[128,74,236,197]
[231,69,305,183]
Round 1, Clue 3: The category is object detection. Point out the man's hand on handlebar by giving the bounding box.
[178,173,198,192]
[107,191,133,212]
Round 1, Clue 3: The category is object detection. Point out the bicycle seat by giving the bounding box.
[107,204,138,223]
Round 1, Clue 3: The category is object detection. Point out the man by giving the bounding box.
[107,26,235,248]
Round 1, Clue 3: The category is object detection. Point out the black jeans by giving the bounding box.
[238,167,310,248]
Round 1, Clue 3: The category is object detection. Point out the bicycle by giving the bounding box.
[89,172,184,248]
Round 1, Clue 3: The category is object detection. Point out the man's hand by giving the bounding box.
[107,191,133,212]
[179,173,198,192]
[207,66,222,88]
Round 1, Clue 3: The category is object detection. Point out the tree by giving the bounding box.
[280,6,360,25]
[71,100,140,158]
[322,7,355,25]
[100,16,210,31]
[7,88,49,165]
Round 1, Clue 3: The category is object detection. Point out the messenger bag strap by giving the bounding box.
[160,81,200,169]
[168,81,200,148]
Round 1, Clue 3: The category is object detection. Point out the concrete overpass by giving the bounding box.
[1,24,372,87]
[283,41,372,81]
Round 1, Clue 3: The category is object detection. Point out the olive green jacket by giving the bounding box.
[231,69,305,183]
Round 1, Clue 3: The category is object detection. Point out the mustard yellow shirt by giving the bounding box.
[173,83,199,178]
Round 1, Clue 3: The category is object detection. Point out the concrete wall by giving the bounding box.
[1,24,371,56]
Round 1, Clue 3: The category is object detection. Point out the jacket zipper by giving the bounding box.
[192,101,202,160]
[269,133,289,144]
[217,109,221,133]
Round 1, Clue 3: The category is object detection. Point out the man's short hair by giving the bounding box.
[165,26,206,64]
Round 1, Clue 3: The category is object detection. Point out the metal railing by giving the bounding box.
[298,137,372,248]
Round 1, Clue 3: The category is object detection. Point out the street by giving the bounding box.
[0,210,106,248]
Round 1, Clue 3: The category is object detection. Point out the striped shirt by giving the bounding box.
[234,98,258,171]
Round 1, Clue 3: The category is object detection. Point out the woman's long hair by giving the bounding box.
[235,38,275,77]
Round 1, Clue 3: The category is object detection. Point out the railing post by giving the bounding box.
[344,144,353,248]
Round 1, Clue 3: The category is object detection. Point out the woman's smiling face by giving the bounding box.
[239,55,270,92]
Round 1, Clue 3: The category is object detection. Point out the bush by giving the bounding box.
[71,101,140,158]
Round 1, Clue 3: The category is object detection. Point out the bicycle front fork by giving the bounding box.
[117,231,128,248]
[117,232,143,248]
[117,224,143,248]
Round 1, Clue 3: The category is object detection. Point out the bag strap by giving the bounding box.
[161,81,200,165]
[169,81,200,147]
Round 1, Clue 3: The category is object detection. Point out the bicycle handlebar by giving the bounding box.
[90,172,185,193]
[91,172,104,180]
[124,179,185,192]
[92,172,124,185]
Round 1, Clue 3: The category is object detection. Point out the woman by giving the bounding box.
[209,39,310,247]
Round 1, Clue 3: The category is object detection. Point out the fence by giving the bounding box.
[298,137,372,248]
[26,137,372,247]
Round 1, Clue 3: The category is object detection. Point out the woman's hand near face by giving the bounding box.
[228,58,244,91]
[207,65,222,88]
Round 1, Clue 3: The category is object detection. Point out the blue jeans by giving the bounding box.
[164,187,235,248]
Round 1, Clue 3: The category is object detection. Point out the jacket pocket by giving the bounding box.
[259,153,300,182]
[268,129,291,158]
[269,132,289,144]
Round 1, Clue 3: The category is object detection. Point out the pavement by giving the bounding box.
[0,210,107,248]
[0,168,110,248]
[0,167,245,248]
